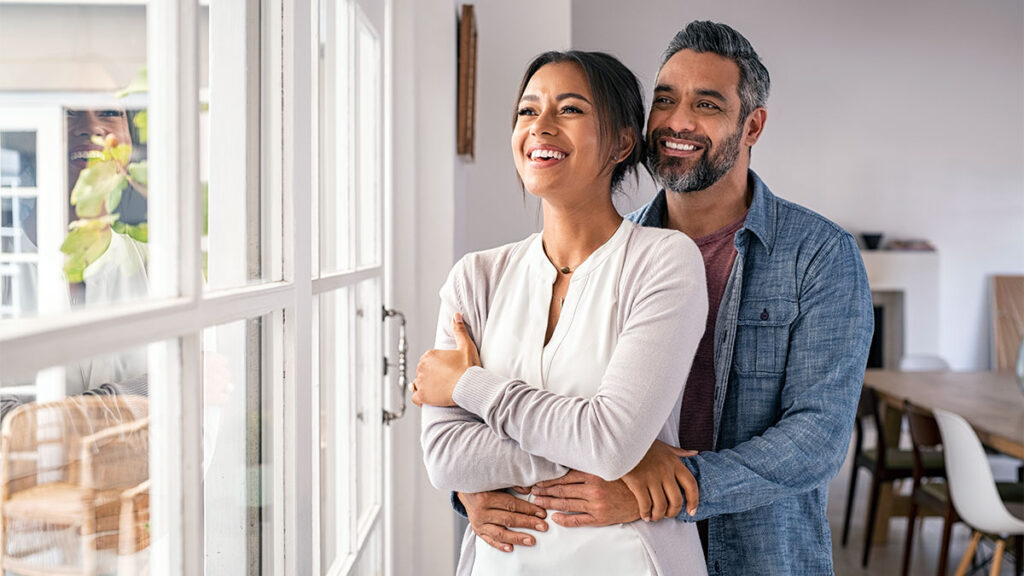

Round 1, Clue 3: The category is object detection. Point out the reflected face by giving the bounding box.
[66,109,132,175]
[511,62,609,201]
[646,50,745,194]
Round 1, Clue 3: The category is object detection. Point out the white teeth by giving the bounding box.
[530,149,566,160]
[70,150,104,161]
[664,141,697,151]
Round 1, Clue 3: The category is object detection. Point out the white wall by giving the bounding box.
[390,2,573,573]
[453,0,572,256]
[389,0,460,573]
[572,0,1024,370]
[0,5,210,92]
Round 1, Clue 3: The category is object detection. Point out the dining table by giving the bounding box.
[860,369,1024,543]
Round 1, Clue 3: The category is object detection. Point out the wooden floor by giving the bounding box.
[827,437,1022,575]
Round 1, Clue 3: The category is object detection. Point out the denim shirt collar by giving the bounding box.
[632,169,776,255]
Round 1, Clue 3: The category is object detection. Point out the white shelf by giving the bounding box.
[861,249,940,359]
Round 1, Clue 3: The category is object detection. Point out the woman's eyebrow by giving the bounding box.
[519,93,592,104]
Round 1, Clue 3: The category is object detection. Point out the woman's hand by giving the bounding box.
[412,313,481,407]
[620,440,699,522]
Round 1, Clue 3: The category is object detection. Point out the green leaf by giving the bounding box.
[107,183,123,213]
[71,161,127,218]
[61,220,112,283]
[133,110,148,144]
[128,160,148,187]
[112,143,132,166]
[122,222,148,243]
[115,67,148,99]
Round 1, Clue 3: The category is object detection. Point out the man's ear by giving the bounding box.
[743,107,767,147]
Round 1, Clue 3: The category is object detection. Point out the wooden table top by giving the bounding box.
[864,370,1024,460]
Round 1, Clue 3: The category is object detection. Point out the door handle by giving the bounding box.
[382,307,408,425]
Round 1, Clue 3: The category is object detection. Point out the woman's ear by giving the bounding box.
[615,128,637,163]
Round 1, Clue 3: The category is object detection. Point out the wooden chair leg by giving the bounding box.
[956,531,983,576]
[842,464,860,547]
[937,504,956,576]
[863,478,882,568]
[901,497,919,576]
[990,539,1006,576]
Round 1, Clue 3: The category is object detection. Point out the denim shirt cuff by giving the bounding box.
[451,491,468,519]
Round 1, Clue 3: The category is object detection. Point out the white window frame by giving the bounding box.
[0,0,328,574]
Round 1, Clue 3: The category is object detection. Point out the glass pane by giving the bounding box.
[355,278,381,522]
[0,4,162,322]
[319,287,352,574]
[203,315,273,574]
[1,262,39,319]
[1,131,37,188]
[353,526,382,576]
[0,339,176,576]
[202,0,270,292]
[318,0,353,274]
[1,197,38,254]
[356,17,380,268]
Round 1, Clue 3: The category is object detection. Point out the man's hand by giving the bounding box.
[620,440,699,521]
[412,313,481,407]
[530,470,641,528]
[530,441,699,527]
[459,490,548,553]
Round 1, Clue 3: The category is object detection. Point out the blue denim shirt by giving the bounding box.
[628,170,873,575]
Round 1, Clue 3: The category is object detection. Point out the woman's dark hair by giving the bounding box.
[513,50,644,193]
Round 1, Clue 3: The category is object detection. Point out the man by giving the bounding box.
[456,21,873,575]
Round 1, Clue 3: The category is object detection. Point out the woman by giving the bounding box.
[415,51,708,575]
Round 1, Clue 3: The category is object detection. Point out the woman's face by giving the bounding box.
[66,108,133,183]
[512,62,611,202]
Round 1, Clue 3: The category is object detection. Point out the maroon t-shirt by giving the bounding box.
[677,211,747,453]
[679,211,747,554]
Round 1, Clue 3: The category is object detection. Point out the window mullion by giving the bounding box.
[283,1,315,575]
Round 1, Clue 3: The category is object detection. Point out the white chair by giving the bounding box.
[933,408,1024,576]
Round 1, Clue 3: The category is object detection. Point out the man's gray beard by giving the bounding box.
[648,125,743,194]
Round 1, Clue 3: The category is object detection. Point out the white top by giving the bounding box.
[421,220,709,575]
[473,219,652,575]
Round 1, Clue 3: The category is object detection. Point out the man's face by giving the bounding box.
[645,49,746,194]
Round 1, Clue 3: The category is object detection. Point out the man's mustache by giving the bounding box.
[646,128,712,152]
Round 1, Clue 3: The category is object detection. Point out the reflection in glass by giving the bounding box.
[355,278,381,523]
[356,18,381,268]
[1,131,37,188]
[318,0,352,275]
[319,288,352,573]
[0,341,165,576]
[203,316,272,574]
[63,106,150,306]
[1,197,38,254]
[0,4,153,323]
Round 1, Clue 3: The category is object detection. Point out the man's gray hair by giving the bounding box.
[662,21,770,119]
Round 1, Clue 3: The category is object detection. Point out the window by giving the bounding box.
[0,0,394,574]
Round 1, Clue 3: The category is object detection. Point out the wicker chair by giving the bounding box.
[0,395,149,576]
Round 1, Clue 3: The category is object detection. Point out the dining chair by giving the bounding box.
[901,399,957,576]
[0,394,149,576]
[842,387,945,568]
[902,401,1024,576]
[933,408,1024,576]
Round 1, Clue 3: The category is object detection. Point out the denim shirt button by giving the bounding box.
[760,308,769,321]
[714,560,721,573]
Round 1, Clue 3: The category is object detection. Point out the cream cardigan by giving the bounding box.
[421,220,709,575]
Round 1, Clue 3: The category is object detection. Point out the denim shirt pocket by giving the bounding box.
[733,297,798,376]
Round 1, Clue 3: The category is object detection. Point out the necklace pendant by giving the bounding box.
[559,266,572,274]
